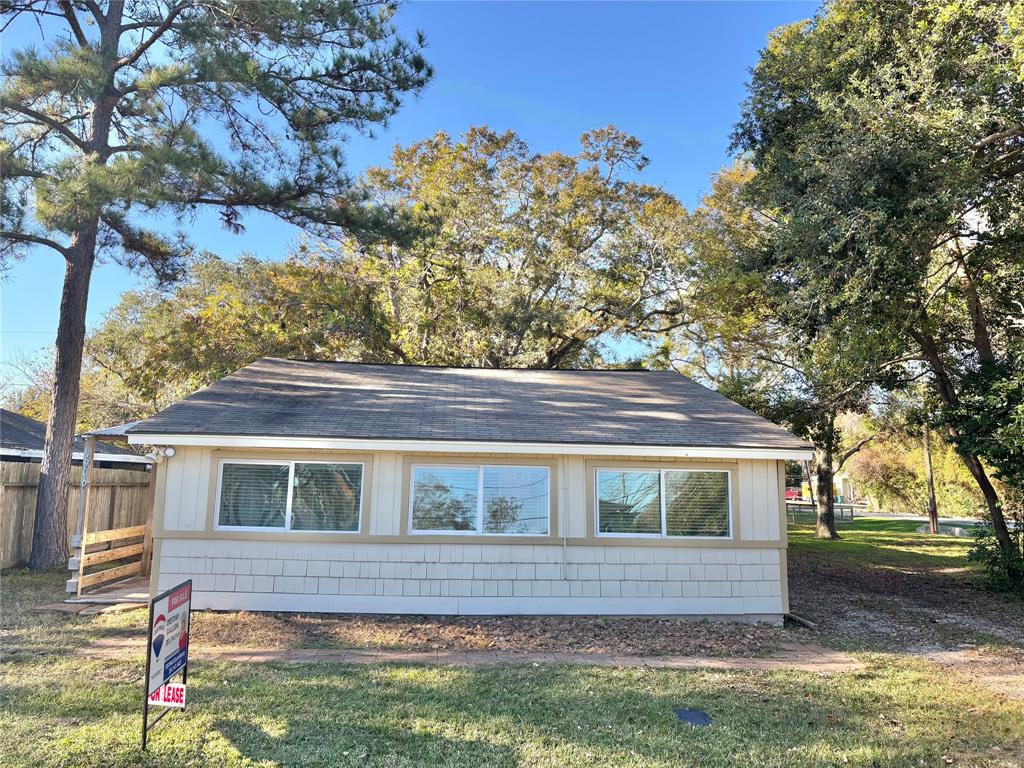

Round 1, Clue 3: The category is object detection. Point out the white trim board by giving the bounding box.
[0,448,152,464]
[128,434,813,461]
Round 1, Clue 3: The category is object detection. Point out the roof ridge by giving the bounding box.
[258,357,681,374]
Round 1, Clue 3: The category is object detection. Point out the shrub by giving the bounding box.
[968,499,1024,594]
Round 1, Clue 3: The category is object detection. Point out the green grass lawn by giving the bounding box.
[4,652,1023,767]
[3,526,1024,767]
[789,517,975,572]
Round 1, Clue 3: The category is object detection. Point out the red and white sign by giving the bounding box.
[147,581,191,696]
[148,682,186,708]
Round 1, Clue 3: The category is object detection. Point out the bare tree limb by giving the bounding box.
[1,230,71,258]
[114,2,188,71]
[56,0,89,46]
[0,102,86,151]
[837,433,877,469]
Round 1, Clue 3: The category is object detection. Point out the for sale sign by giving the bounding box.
[147,581,191,696]
[142,579,192,749]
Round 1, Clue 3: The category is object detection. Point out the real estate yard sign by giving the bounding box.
[142,579,192,749]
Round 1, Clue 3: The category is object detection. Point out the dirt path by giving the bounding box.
[788,547,1024,652]
[921,647,1024,701]
[788,545,1024,699]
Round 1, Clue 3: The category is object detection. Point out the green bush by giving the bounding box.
[968,503,1024,594]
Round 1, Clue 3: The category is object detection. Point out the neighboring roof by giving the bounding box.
[85,420,145,440]
[1,409,149,462]
[128,358,812,452]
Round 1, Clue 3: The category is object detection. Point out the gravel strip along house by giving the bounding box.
[126,358,813,623]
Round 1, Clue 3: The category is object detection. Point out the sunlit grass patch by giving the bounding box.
[789,518,974,572]
[3,653,1023,767]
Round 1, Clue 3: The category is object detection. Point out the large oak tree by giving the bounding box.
[732,0,1024,574]
[69,125,691,409]
[0,0,430,567]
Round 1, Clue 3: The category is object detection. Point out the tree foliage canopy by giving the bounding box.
[656,162,905,538]
[730,0,1024,556]
[73,125,691,413]
[0,0,432,569]
[345,126,690,368]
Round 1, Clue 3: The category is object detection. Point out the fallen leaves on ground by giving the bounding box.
[188,611,785,656]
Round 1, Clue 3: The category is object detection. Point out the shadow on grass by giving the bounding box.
[5,658,1021,768]
[215,714,521,767]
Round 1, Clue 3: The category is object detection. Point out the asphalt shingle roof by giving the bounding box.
[128,358,811,451]
[1,409,136,456]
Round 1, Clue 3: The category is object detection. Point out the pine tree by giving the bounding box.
[0,0,431,567]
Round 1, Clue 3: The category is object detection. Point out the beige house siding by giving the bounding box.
[152,446,788,621]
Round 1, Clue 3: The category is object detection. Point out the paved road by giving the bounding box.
[863,512,1017,530]
[865,512,983,527]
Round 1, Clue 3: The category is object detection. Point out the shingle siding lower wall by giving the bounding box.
[156,539,784,621]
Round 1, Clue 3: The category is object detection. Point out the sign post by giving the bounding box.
[142,579,192,750]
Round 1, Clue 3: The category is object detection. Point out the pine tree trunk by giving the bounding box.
[922,423,939,535]
[29,230,96,569]
[815,449,839,539]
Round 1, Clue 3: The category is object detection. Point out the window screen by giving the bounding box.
[291,462,362,531]
[482,466,549,534]
[596,470,662,534]
[217,462,289,528]
[596,468,731,538]
[217,460,363,531]
[664,471,730,537]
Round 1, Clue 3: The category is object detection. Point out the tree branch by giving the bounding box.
[837,433,876,469]
[0,101,85,151]
[1,230,70,259]
[56,0,89,46]
[972,124,1024,151]
[114,2,187,71]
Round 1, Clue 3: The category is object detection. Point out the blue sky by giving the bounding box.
[1,1,817,385]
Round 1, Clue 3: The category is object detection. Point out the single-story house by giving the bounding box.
[1,409,150,470]
[126,358,813,623]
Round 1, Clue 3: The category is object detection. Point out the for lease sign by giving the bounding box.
[148,682,186,708]
[147,581,191,697]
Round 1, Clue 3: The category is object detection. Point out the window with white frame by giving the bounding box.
[410,465,550,535]
[596,468,731,538]
[216,460,363,532]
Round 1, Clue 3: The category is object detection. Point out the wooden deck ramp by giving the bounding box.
[66,523,151,602]
[64,432,156,604]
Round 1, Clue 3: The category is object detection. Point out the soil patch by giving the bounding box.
[187,610,786,657]
[788,545,1024,653]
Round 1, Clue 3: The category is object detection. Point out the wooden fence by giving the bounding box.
[0,460,152,569]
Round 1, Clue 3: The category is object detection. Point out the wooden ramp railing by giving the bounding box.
[64,435,156,600]
[67,522,151,598]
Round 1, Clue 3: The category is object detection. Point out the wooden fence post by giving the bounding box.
[72,437,95,544]
[74,498,90,599]
[142,462,158,576]
[68,437,95,598]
